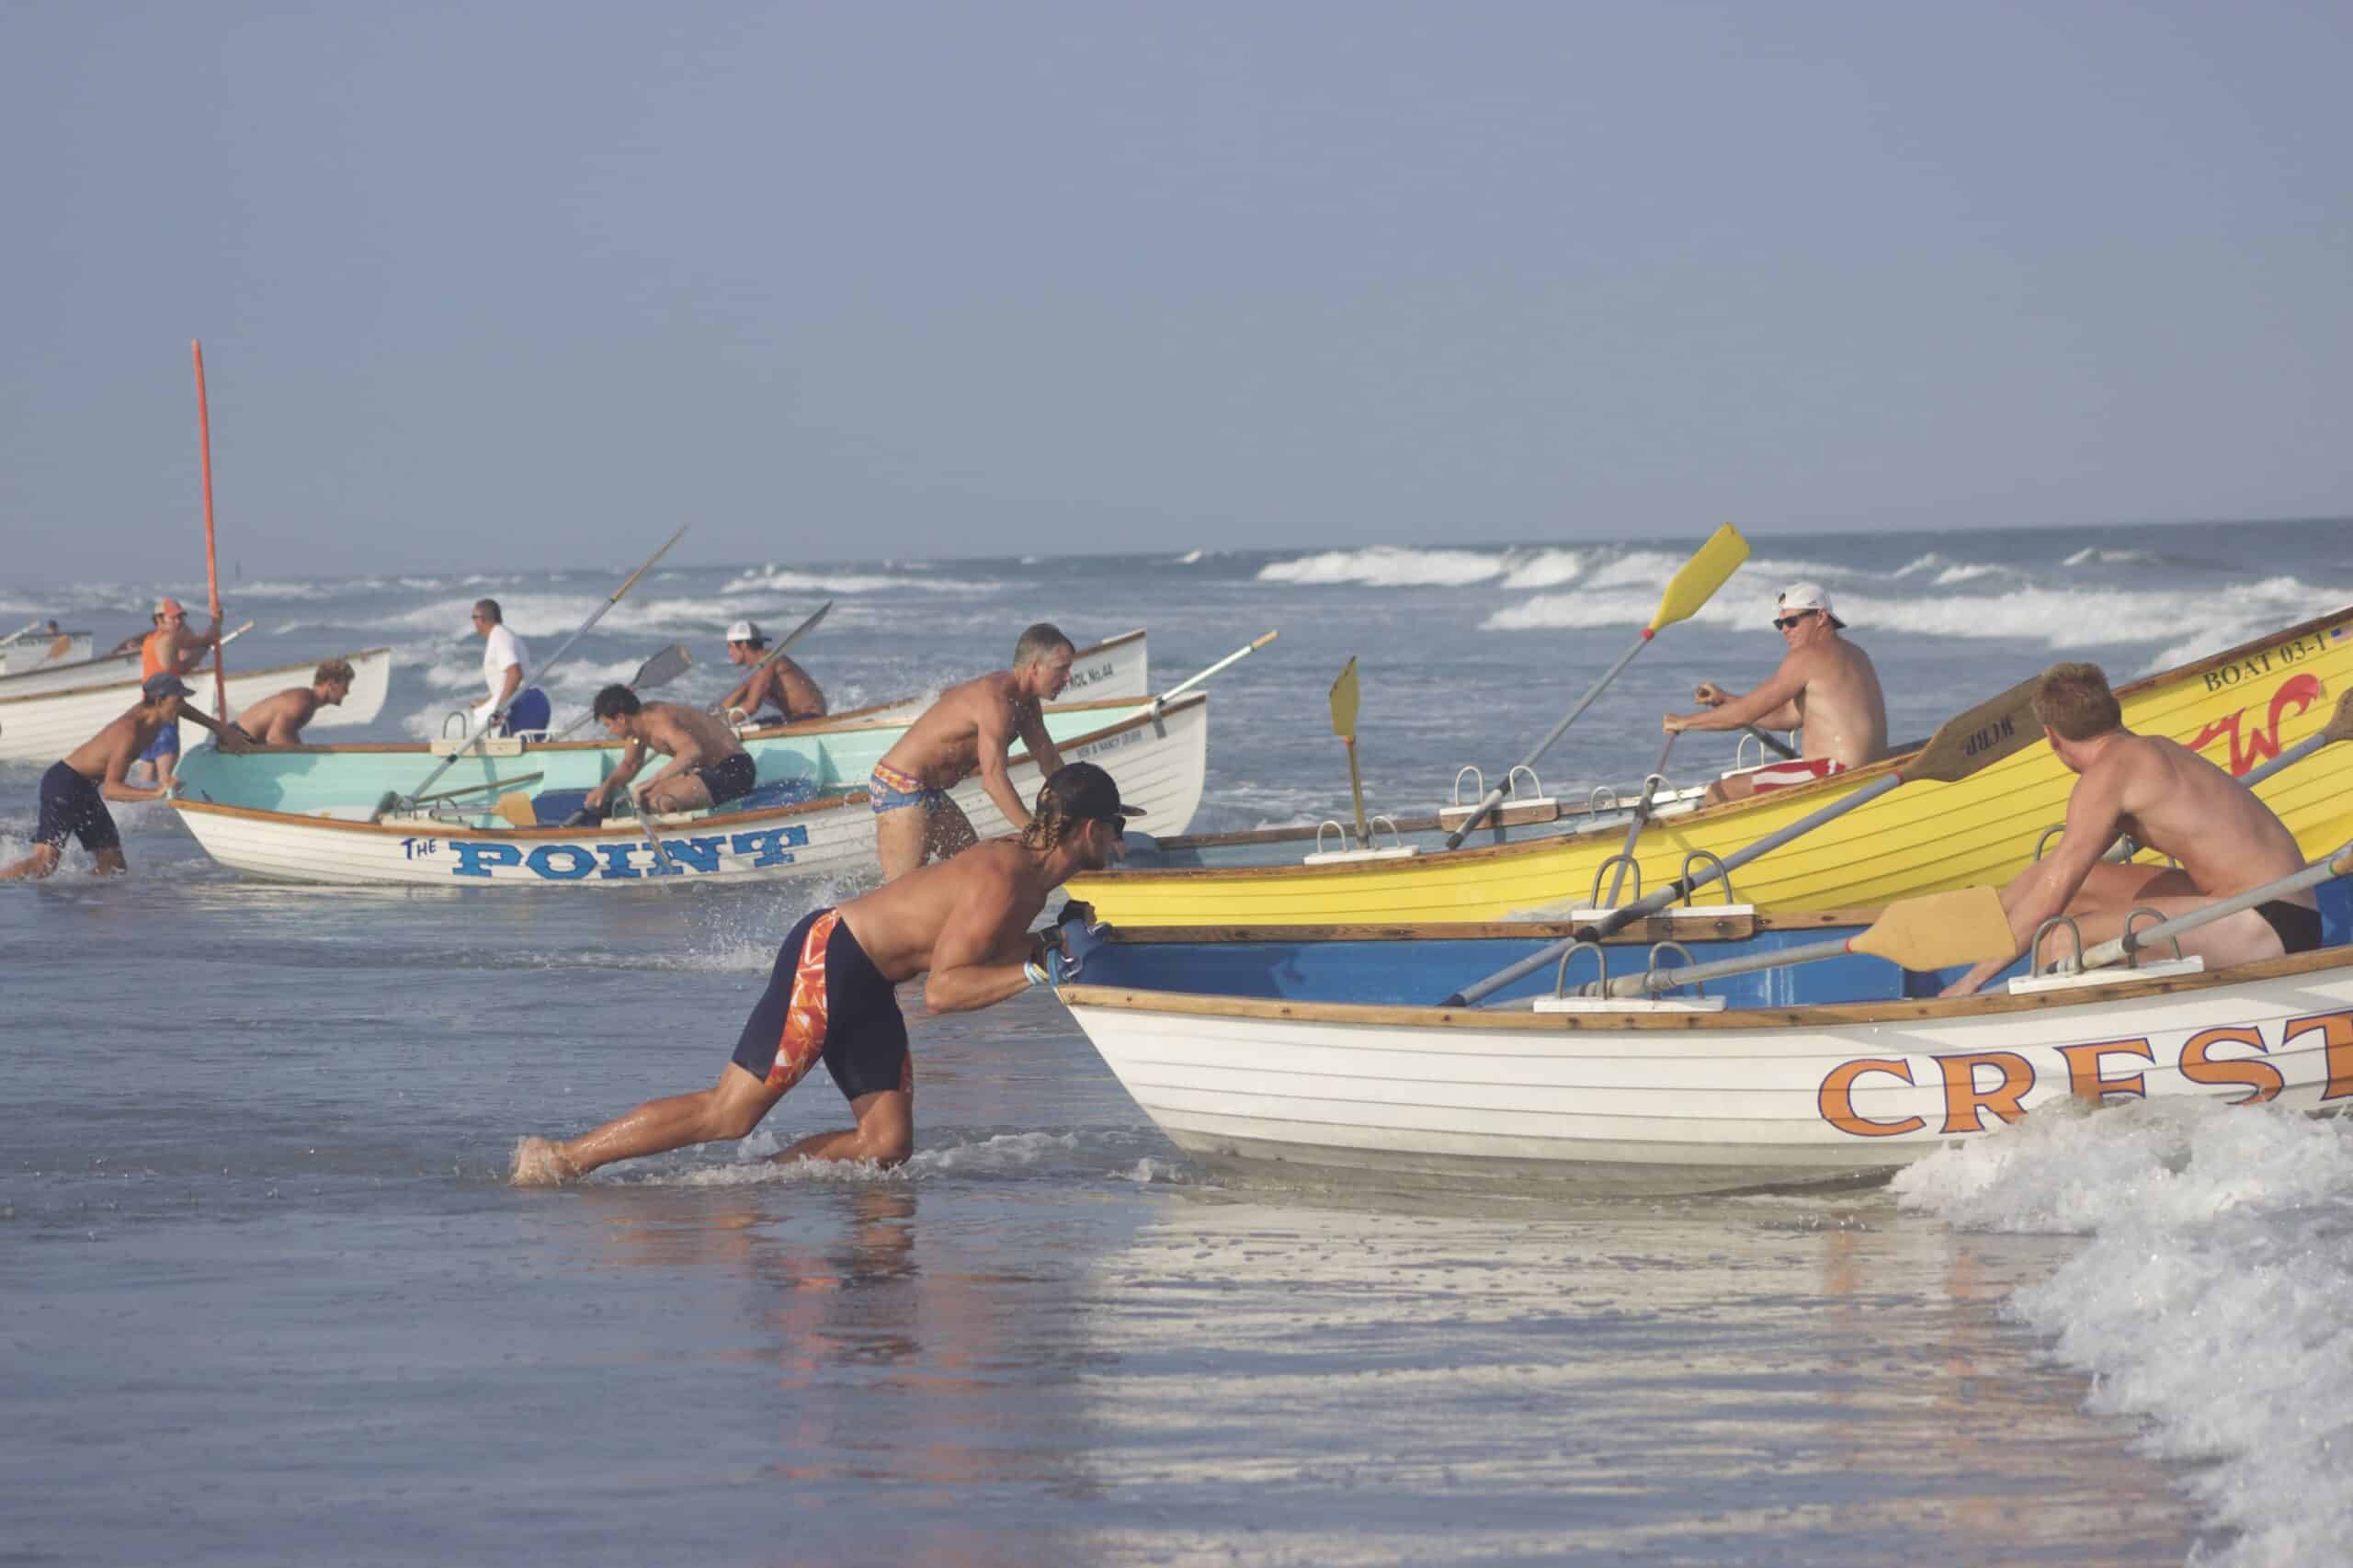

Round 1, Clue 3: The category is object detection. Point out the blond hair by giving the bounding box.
[2033,662,2123,742]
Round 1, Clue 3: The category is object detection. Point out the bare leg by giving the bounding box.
[770,1088,914,1168]
[92,848,129,877]
[924,800,980,863]
[874,807,929,880]
[644,774,715,813]
[1703,772,1759,808]
[513,1063,787,1186]
[0,844,63,882]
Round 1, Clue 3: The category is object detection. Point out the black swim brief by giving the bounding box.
[35,762,120,855]
[730,907,912,1102]
[2255,899,2324,956]
[693,751,756,808]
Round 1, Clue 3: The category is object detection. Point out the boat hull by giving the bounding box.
[169,693,1208,885]
[0,632,93,674]
[1069,608,2353,926]
[0,650,393,763]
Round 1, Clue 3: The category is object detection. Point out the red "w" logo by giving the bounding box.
[2188,672,2324,775]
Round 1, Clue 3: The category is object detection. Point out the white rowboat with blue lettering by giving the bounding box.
[0,648,393,763]
[167,691,1207,886]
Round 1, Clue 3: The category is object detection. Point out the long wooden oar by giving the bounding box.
[376,525,688,818]
[191,340,230,722]
[2236,687,2353,789]
[1552,885,2017,1003]
[409,770,547,809]
[549,644,694,742]
[708,599,835,716]
[2071,842,2353,973]
[2,618,45,645]
[1131,631,1279,718]
[1443,673,2046,1006]
[1329,657,1370,844]
[1599,733,1677,907]
[1446,525,1749,847]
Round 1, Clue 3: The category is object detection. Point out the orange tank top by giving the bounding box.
[141,630,172,679]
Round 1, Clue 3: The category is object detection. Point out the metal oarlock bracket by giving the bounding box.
[1733,732,1761,772]
[1677,849,1738,907]
[1450,767,1484,808]
[1586,784,1621,814]
[441,710,472,739]
[1644,940,1702,998]
[1506,766,1544,801]
[1314,819,1355,856]
[1369,815,1404,851]
[2119,906,2184,968]
[1552,941,1608,999]
[1588,854,1643,911]
[2030,915,2086,979]
[2032,824,2066,861]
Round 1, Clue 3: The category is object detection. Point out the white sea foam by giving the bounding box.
[1496,549,1588,590]
[1894,1100,2353,1566]
[1173,549,1205,564]
[1256,545,1507,587]
[723,566,985,596]
[2063,545,2156,567]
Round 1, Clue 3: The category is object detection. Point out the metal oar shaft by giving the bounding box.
[1139,631,1279,715]
[1602,733,1677,908]
[1446,632,1652,848]
[2078,842,2353,971]
[707,600,833,714]
[1554,933,1854,1003]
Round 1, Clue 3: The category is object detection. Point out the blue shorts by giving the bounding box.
[139,718,180,763]
[730,908,912,1102]
[867,761,948,816]
[496,688,551,736]
[36,762,120,855]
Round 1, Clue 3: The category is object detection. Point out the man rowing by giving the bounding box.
[1939,662,2320,997]
[582,685,757,817]
[511,760,1142,1185]
[1662,582,1890,804]
[131,597,228,788]
[469,599,551,736]
[868,622,1076,879]
[717,619,827,726]
[230,658,356,744]
[1,674,252,881]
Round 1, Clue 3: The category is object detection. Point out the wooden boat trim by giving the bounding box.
[759,628,1148,726]
[1086,605,2353,884]
[1091,910,1921,946]
[1058,941,2353,1030]
[0,648,394,711]
[172,692,1204,839]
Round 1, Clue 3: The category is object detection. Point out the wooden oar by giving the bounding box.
[1445,524,1749,847]
[1329,657,1370,844]
[1443,672,2046,1006]
[409,770,545,808]
[2236,687,2353,790]
[375,525,688,819]
[2071,842,2353,973]
[710,600,834,716]
[1553,885,2018,1002]
[1,619,44,645]
[1599,733,1677,907]
[191,340,230,722]
[1131,631,1279,718]
[549,643,694,742]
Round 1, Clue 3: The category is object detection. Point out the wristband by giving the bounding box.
[1023,960,1051,988]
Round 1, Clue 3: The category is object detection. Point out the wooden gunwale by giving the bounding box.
[171,693,1203,839]
[1059,941,2353,1030]
[1096,910,1920,946]
[747,628,1148,727]
[1089,605,2353,885]
[0,648,393,711]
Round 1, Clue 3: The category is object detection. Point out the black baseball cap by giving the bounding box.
[142,673,195,700]
[1040,761,1145,823]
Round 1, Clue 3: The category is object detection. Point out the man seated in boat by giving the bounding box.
[1,674,251,882]
[130,597,229,788]
[865,623,1079,880]
[716,619,827,727]
[228,658,356,745]
[1660,583,1890,804]
[1939,661,2321,997]
[469,598,551,736]
[512,761,1142,1185]
[581,685,757,817]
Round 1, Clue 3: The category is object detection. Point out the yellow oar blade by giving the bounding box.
[1848,886,2015,969]
[494,792,539,828]
[1649,523,1750,631]
[1329,657,1360,740]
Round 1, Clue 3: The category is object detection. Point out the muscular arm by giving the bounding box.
[177,706,253,753]
[922,878,1039,1013]
[972,701,1035,832]
[589,738,648,805]
[631,713,706,799]
[97,746,165,802]
[1666,661,1806,734]
[1015,705,1065,778]
[1945,765,2127,995]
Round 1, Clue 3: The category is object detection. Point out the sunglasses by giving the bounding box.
[1093,815,1127,841]
[1773,610,1819,630]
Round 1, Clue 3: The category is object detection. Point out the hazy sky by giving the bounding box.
[5,1,2347,585]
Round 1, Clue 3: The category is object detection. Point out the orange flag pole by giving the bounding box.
[192,340,227,720]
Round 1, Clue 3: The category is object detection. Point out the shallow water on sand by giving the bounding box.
[9,519,2353,1562]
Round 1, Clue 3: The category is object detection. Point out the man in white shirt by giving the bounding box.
[470,599,550,735]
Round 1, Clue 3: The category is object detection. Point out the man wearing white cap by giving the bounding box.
[716,619,827,728]
[1662,582,1889,804]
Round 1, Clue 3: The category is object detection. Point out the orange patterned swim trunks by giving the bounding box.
[730,906,912,1100]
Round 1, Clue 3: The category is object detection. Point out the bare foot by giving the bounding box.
[510,1136,579,1187]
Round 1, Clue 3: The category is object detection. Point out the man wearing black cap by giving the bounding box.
[512,760,1142,1185]
[1,673,251,881]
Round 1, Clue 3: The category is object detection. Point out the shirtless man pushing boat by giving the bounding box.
[867,623,1076,879]
[1939,662,2320,996]
[582,685,758,816]
[229,658,356,744]
[1,674,251,881]
[717,619,827,726]
[511,760,1142,1184]
[1662,583,1890,804]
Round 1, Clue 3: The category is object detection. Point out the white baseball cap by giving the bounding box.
[1777,582,1846,630]
[725,619,762,643]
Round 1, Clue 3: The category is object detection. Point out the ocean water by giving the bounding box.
[5,517,2352,1564]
